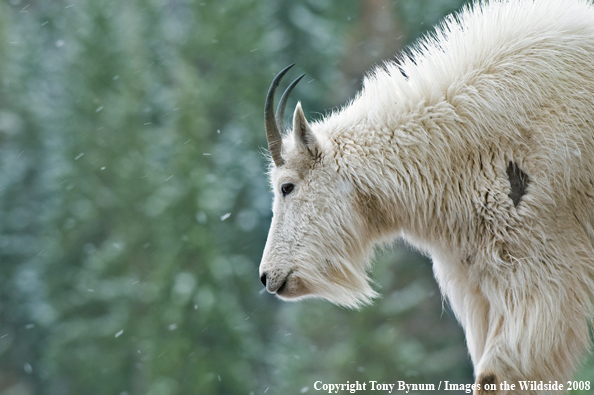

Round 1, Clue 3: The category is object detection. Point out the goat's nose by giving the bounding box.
[260,273,267,287]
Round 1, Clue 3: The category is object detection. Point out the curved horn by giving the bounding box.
[265,64,295,167]
[276,73,306,133]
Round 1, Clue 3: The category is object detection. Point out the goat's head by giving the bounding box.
[259,65,377,309]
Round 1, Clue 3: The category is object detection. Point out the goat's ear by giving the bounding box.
[293,102,318,158]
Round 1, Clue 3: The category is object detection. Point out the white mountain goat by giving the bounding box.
[259,0,594,393]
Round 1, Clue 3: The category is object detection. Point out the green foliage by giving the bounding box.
[0,1,591,394]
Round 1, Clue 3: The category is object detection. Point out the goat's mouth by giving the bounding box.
[263,270,310,300]
[266,270,291,295]
[261,269,290,294]
[275,276,289,295]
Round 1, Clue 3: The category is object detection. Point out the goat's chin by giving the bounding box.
[278,277,378,310]
[269,263,378,308]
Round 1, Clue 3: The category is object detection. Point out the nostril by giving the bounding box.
[260,273,267,287]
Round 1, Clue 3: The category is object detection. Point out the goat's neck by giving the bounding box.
[336,99,469,251]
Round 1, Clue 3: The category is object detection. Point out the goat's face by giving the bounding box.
[259,92,377,308]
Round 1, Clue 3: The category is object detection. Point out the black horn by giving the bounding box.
[265,64,304,167]
[276,73,306,133]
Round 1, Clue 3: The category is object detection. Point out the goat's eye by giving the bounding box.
[281,183,294,196]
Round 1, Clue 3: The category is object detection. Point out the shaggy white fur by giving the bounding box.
[259,0,594,393]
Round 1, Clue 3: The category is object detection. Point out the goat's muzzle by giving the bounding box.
[260,270,289,294]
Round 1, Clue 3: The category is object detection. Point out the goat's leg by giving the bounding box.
[471,286,591,395]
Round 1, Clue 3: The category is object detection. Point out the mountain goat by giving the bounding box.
[258,0,594,393]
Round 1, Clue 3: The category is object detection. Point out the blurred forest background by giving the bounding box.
[0,0,592,394]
